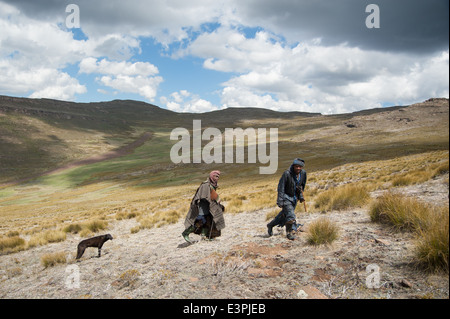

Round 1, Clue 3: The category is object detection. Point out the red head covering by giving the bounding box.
[209,170,221,187]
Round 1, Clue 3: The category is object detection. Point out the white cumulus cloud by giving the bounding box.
[79,57,163,102]
[182,26,449,113]
[162,90,221,113]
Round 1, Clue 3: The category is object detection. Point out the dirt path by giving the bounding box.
[0,132,153,187]
[0,175,448,299]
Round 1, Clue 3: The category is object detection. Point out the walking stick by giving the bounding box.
[301,190,307,213]
[208,219,214,240]
[296,191,307,233]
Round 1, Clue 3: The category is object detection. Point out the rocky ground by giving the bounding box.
[0,175,448,300]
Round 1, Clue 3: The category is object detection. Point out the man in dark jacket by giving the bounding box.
[267,158,307,240]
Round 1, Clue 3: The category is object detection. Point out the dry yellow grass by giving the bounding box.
[28,230,67,248]
[369,192,432,232]
[115,269,141,288]
[137,209,184,230]
[392,160,449,187]
[309,151,448,191]
[0,236,26,254]
[40,251,67,268]
[313,183,370,212]
[414,207,449,273]
[306,217,340,245]
[62,223,83,234]
[369,192,449,273]
[62,219,108,238]
[83,219,108,233]
[0,150,447,253]
[115,210,138,220]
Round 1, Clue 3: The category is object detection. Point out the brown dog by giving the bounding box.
[76,234,113,259]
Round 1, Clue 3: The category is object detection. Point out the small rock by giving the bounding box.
[314,255,325,261]
[189,277,199,282]
[297,290,308,299]
[399,279,414,288]
[374,238,390,246]
[297,285,328,299]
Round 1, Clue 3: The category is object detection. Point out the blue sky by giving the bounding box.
[0,0,448,114]
[64,23,233,106]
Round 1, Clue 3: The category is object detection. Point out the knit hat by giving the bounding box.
[292,158,305,167]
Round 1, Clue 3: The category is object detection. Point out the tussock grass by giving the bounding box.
[369,192,449,273]
[6,267,23,278]
[63,223,83,234]
[41,252,67,268]
[306,217,340,245]
[6,230,20,237]
[28,230,67,248]
[224,188,276,214]
[310,151,448,192]
[137,209,184,231]
[115,269,141,288]
[84,219,108,233]
[392,171,428,187]
[225,197,245,214]
[0,236,26,253]
[414,207,449,273]
[313,183,370,212]
[391,160,449,187]
[369,192,430,232]
[63,219,109,237]
[433,160,450,176]
[115,210,138,220]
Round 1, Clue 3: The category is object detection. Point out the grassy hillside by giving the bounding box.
[1,96,448,189]
[0,95,320,185]
[0,96,448,251]
[0,96,179,184]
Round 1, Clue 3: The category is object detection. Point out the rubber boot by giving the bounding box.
[267,219,277,237]
[200,226,210,240]
[182,225,195,243]
[286,223,296,240]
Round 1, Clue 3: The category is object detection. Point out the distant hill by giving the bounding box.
[0,95,320,128]
[0,94,322,184]
[0,95,175,132]
[0,95,448,186]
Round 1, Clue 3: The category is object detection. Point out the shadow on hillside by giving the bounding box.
[0,133,70,185]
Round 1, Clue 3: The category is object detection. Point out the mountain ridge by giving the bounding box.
[0,94,448,186]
